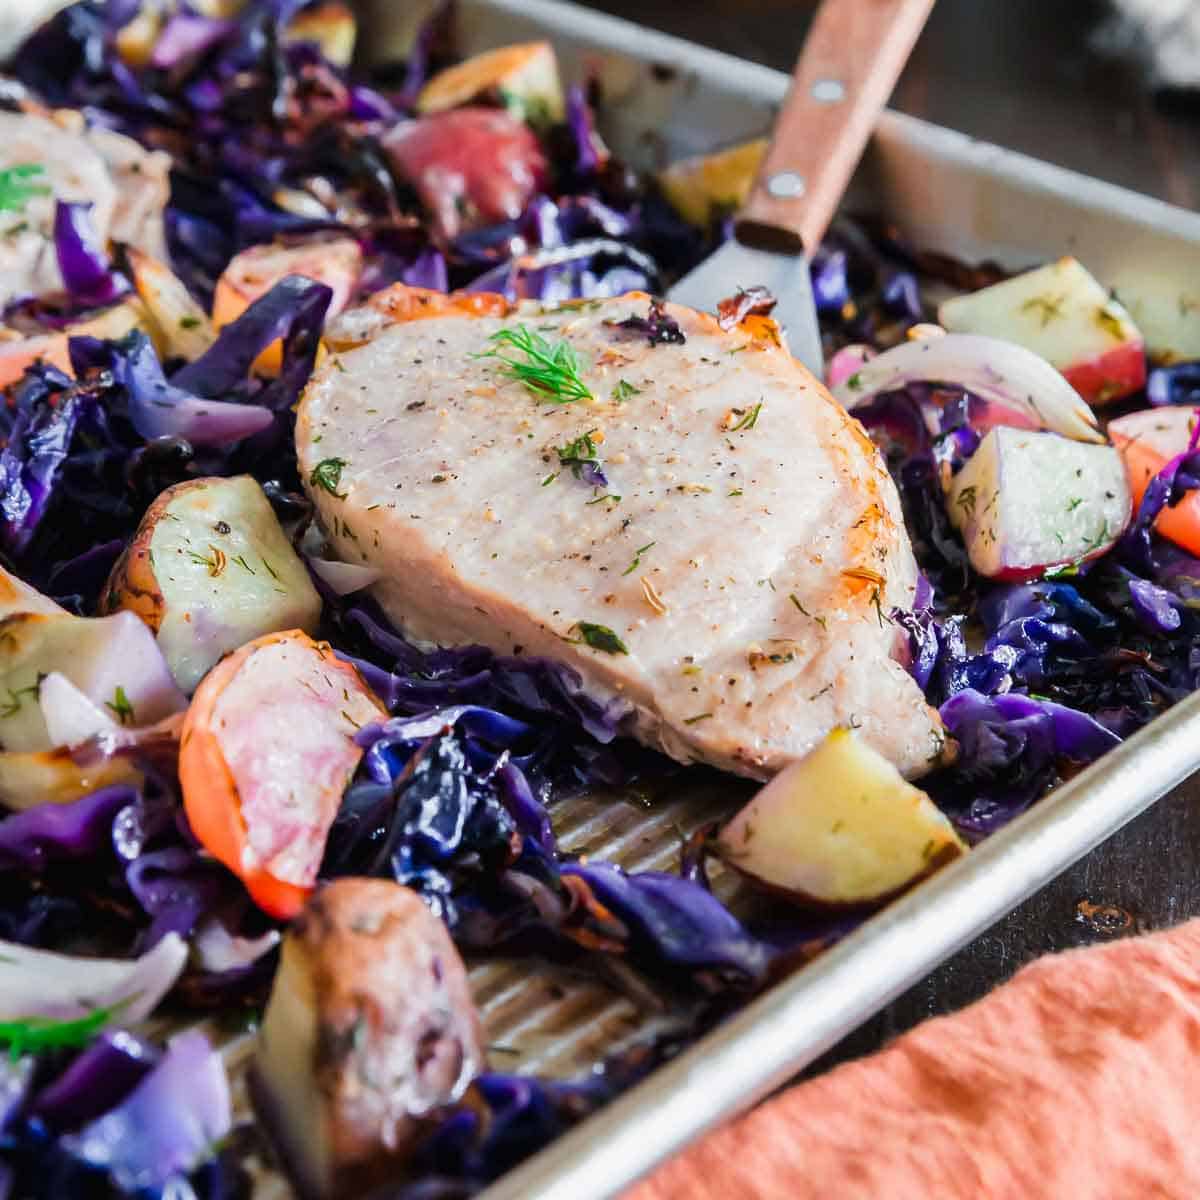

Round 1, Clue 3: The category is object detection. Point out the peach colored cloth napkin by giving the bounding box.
[628,919,1200,1200]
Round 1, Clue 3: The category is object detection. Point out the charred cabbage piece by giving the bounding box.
[102,475,322,692]
[253,879,485,1199]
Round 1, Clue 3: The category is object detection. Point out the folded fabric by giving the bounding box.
[628,918,1200,1200]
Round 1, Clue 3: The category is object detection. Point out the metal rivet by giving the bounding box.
[811,77,845,103]
[766,171,806,199]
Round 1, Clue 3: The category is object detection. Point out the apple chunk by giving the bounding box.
[938,257,1146,404]
[1108,405,1200,557]
[717,728,966,908]
[947,427,1131,581]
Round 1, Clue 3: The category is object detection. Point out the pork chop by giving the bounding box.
[297,288,944,778]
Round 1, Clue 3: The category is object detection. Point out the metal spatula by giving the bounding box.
[668,0,935,373]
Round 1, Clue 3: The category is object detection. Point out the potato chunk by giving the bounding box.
[103,476,322,692]
[253,879,485,1199]
[417,41,565,125]
[717,728,966,907]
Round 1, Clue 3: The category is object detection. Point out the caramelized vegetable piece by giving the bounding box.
[657,138,768,228]
[179,631,385,918]
[938,257,1147,405]
[1109,405,1200,557]
[102,475,322,692]
[212,236,363,373]
[253,879,485,1199]
[284,1,357,67]
[127,247,215,361]
[717,728,966,907]
[417,41,565,124]
[0,750,141,811]
[0,298,154,389]
[0,565,63,620]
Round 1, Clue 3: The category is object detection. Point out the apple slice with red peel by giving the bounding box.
[1108,405,1200,556]
[947,427,1131,581]
[717,728,965,908]
[180,630,385,919]
[938,257,1146,405]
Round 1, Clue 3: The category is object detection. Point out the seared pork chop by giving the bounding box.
[298,288,943,778]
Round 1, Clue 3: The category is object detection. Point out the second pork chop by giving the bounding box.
[298,288,943,778]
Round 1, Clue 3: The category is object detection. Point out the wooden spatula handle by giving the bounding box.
[737,0,935,253]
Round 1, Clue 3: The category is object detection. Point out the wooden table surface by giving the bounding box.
[580,0,1200,1071]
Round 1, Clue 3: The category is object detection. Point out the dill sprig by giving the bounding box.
[476,325,593,403]
[0,164,50,214]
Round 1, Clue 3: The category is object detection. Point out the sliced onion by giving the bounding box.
[831,332,1104,444]
[191,919,280,973]
[0,933,188,1023]
[308,556,382,595]
[40,671,118,748]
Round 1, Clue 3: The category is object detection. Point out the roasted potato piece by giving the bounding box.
[717,728,967,907]
[127,246,215,362]
[102,475,322,692]
[284,1,356,67]
[657,138,768,228]
[0,564,63,620]
[0,748,141,811]
[179,630,384,918]
[253,879,485,1200]
[0,610,185,753]
[417,41,565,125]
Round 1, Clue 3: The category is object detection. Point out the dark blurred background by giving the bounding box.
[579,0,1200,210]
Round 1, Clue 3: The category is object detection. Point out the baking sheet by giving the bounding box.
[255,2,1200,1196]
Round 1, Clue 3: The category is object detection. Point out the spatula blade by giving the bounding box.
[667,240,823,375]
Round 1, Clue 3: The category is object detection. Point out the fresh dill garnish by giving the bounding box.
[683,712,713,725]
[731,402,763,431]
[1066,496,1084,512]
[0,1005,117,1059]
[475,325,592,402]
[232,554,255,574]
[541,472,559,487]
[0,164,50,214]
[105,685,135,726]
[571,622,629,655]
[555,429,604,480]
[586,493,621,506]
[310,457,349,498]
[790,592,828,629]
[612,379,641,402]
[622,541,656,576]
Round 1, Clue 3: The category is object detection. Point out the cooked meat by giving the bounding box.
[0,110,169,308]
[253,879,484,1200]
[298,288,944,778]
